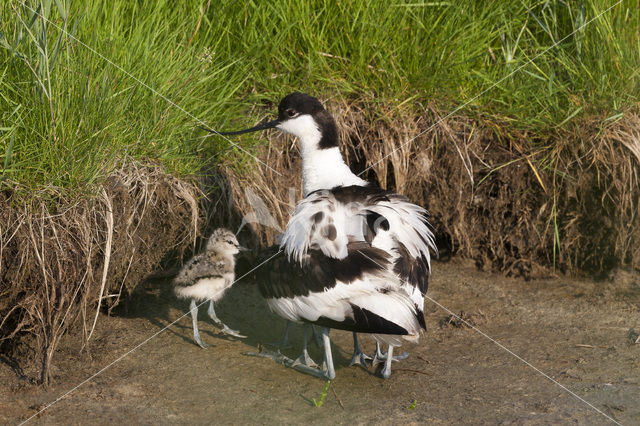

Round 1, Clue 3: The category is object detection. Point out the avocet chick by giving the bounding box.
[174,228,246,348]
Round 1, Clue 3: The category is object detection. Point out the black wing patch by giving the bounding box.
[259,242,390,299]
[327,184,391,205]
[312,304,409,335]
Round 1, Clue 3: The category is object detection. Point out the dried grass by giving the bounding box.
[0,163,199,385]
[3,101,637,385]
[559,114,640,272]
[217,97,640,277]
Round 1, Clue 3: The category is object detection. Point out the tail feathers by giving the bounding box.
[349,288,421,334]
[416,304,427,330]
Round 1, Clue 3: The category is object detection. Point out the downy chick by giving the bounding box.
[174,228,246,348]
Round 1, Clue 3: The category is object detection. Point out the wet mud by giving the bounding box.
[2,258,638,424]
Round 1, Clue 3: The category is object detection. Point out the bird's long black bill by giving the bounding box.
[200,119,280,136]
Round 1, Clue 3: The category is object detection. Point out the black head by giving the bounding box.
[276,92,325,121]
[276,92,338,149]
[205,92,339,149]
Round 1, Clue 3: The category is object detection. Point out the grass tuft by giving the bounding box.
[0,1,638,198]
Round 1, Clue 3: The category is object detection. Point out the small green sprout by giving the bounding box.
[312,380,331,407]
[409,399,417,410]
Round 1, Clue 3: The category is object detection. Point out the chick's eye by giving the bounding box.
[286,108,297,118]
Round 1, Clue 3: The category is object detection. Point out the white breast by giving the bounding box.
[174,275,232,302]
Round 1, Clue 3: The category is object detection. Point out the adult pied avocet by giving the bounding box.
[205,93,436,379]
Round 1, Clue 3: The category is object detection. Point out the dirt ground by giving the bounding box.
[1,257,639,425]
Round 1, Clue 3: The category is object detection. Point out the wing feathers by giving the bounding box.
[272,184,435,339]
[280,185,436,278]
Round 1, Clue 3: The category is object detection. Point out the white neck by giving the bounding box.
[301,147,366,195]
[277,115,367,195]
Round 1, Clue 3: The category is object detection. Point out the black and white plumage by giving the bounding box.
[261,239,423,338]
[174,228,246,348]
[208,92,436,379]
[280,185,432,314]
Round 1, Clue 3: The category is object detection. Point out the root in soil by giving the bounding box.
[0,163,199,385]
[217,97,640,278]
[3,98,639,386]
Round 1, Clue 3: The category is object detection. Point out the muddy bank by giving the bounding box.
[221,100,640,277]
[0,164,199,385]
[1,258,638,424]
[2,99,639,388]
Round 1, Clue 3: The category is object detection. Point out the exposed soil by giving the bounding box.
[0,164,199,385]
[221,103,640,277]
[4,103,639,390]
[2,258,638,425]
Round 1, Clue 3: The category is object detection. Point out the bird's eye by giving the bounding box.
[286,108,297,118]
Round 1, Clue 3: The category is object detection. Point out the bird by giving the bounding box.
[205,92,436,379]
[174,228,247,348]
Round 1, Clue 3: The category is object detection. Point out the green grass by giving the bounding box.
[312,380,331,407]
[1,0,639,196]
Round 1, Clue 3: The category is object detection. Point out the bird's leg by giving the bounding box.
[246,327,335,379]
[206,299,222,324]
[268,321,292,349]
[320,327,336,380]
[349,332,372,367]
[372,342,409,365]
[372,342,386,364]
[311,325,323,348]
[220,324,247,338]
[207,299,246,338]
[247,349,327,379]
[293,324,319,368]
[375,342,384,361]
[190,299,208,348]
[380,345,394,379]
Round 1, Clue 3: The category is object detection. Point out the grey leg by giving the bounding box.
[282,322,291,346]
[246,349,328,378]
[190,299,208,348]
[376,342,384,359]
[247,326,335,379]
[207,299,221,324]
[381,346,394,379]
[207,299,246,338]
[293,325,319,368]
[311,325,323,348]
[220,324,247,338]
[268,321,292,349]
[321,328,336,380]
[349,333,372,367]
[372,342,384,365]
[372,342,409,365]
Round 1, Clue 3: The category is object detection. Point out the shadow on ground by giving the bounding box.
[1,258,639,424]
[115,275,361,373]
